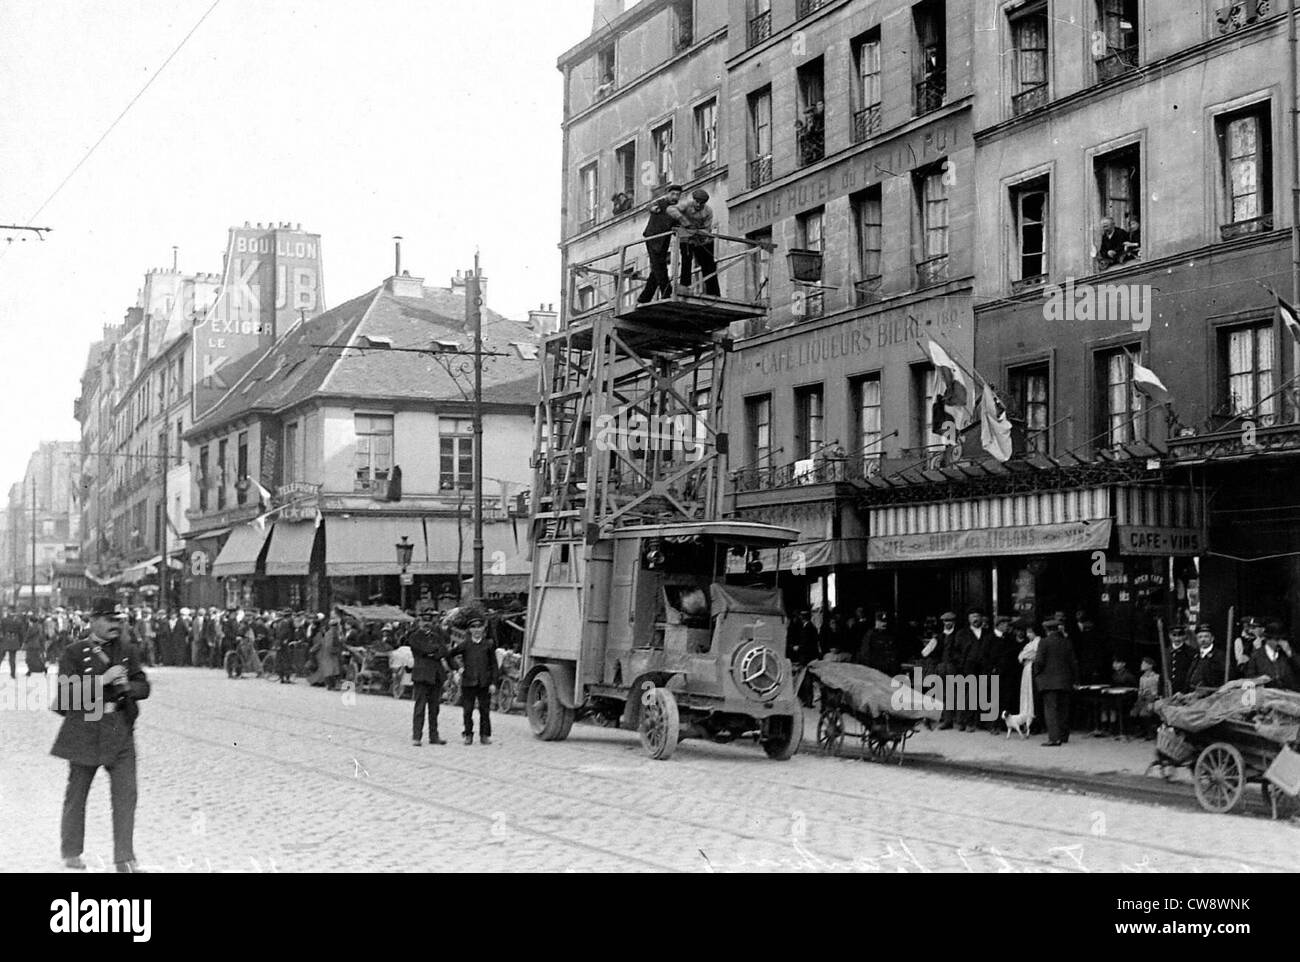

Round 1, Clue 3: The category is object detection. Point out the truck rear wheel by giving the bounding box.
[762,713,804,761]
[527,671,574,741]
[638,687,680,760]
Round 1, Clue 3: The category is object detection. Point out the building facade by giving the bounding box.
[854,0,1300,668]
[182,270,540,613]
[720,0,977,618]
[3,443,81,609]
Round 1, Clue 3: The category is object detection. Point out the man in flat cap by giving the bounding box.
[670,188,720,296]
[636,184,683,304]
[1033,617,1077,746]
[51,597,150,872]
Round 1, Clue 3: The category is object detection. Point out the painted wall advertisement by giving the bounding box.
[192,226,325,418]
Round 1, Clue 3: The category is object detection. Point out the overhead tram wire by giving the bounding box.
[0,0,222,263]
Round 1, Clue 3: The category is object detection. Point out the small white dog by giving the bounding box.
[1001,710,1031,739]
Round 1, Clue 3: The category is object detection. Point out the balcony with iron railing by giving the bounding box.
[915,253,949,288]
[914,68,946,116]
[1095,45,1139,82]
[796,0,828,17]
[1011,83,1048,116]
[855,275,883,306]
[852,104,881,143]
[796,116,824,166]
[748,153,773,189]
[732,444,887,495]
[1220,213,1274,241]
[747,10,771,47]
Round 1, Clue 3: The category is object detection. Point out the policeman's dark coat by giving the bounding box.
[50,634,150,767]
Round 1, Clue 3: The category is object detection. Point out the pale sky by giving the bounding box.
[0,0,594,491]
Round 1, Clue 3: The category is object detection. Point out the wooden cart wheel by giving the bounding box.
[638,686,680,760]
[816,709,844,755]
[1193,742,1246,814]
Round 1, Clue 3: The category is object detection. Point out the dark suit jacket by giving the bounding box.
[1244,646,1300,691]
[957,627,992,674]
[50,633,150,767]
[1033,631,1078,692]
[447,638,501,689]
[1188,648,1226,690]
[408,625,450,685]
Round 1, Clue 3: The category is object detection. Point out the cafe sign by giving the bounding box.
[869,519,1112,565]
[1117,525,1205,557]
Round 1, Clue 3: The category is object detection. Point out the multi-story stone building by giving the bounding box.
[73,223,325,606]
[852,0,1300,667]
[721,0,976,617]
[3,443,81,609]
[181,267,542,612]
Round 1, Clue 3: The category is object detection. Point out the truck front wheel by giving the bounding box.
[761,713,804,761]
[527,671,574,741]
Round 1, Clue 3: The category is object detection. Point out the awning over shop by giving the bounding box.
[868,488,1112,564]
[1114,484,1205,556]
[325,516,529,577]
[265,521,319,576]
[212,524,272,577]
[118,555,182,584]
[742,502,868,571]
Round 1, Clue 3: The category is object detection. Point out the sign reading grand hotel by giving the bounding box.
[869,519,1113,565]
[732,120,966,233]
[192,226,325,418]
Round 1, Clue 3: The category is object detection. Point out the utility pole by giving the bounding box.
[160,449,169,615]
[1289,0,1300,416]
[469,251,485,604]
[30,475,37,613]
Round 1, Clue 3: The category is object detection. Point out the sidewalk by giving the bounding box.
[802,707,1198,803]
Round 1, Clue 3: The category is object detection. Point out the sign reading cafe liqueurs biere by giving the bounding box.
[191,225,325,418]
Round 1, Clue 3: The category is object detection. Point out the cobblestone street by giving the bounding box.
[2,668,1297,873]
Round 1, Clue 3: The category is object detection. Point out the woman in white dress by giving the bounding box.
[1017,622,1042,723]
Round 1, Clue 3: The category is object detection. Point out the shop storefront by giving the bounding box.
[865,483,1203,668]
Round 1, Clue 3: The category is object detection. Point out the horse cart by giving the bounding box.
[1153,680,1300,818]
[808,660,940,764]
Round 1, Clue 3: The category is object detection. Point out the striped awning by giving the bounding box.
[868,488,1112,564]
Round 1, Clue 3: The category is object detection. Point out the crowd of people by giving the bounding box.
[787,604,1300,748]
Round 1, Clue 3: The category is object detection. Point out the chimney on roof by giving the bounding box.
[528,303,559,335]
[393,235,403,278]
[451,268,487,304]
[592,0,624,32]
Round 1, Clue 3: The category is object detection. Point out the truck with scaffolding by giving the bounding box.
[520,229,806,760]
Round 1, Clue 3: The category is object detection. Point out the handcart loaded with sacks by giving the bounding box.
[1152,678,1300,818]
[808,660,941,764]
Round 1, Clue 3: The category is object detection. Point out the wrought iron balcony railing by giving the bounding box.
[915,253,949,288]
[1011,83,1048,116]
[852,104,882,143]
[796,0,828,17]
[1095,45,1139,81]
[797,125,824,166]
[748,154,773,189]
[733,454,881,493]
[1220,213,1275,241]
[747,10,771,47]
[855,275,883,306]
[914,69,946,116]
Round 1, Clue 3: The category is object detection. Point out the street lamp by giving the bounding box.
[395,534,414,610]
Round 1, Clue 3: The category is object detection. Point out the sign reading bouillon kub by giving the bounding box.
[192,225,326,418]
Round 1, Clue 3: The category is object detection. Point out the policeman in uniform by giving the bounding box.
[51,597,150,872]
[408,608,449,746]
